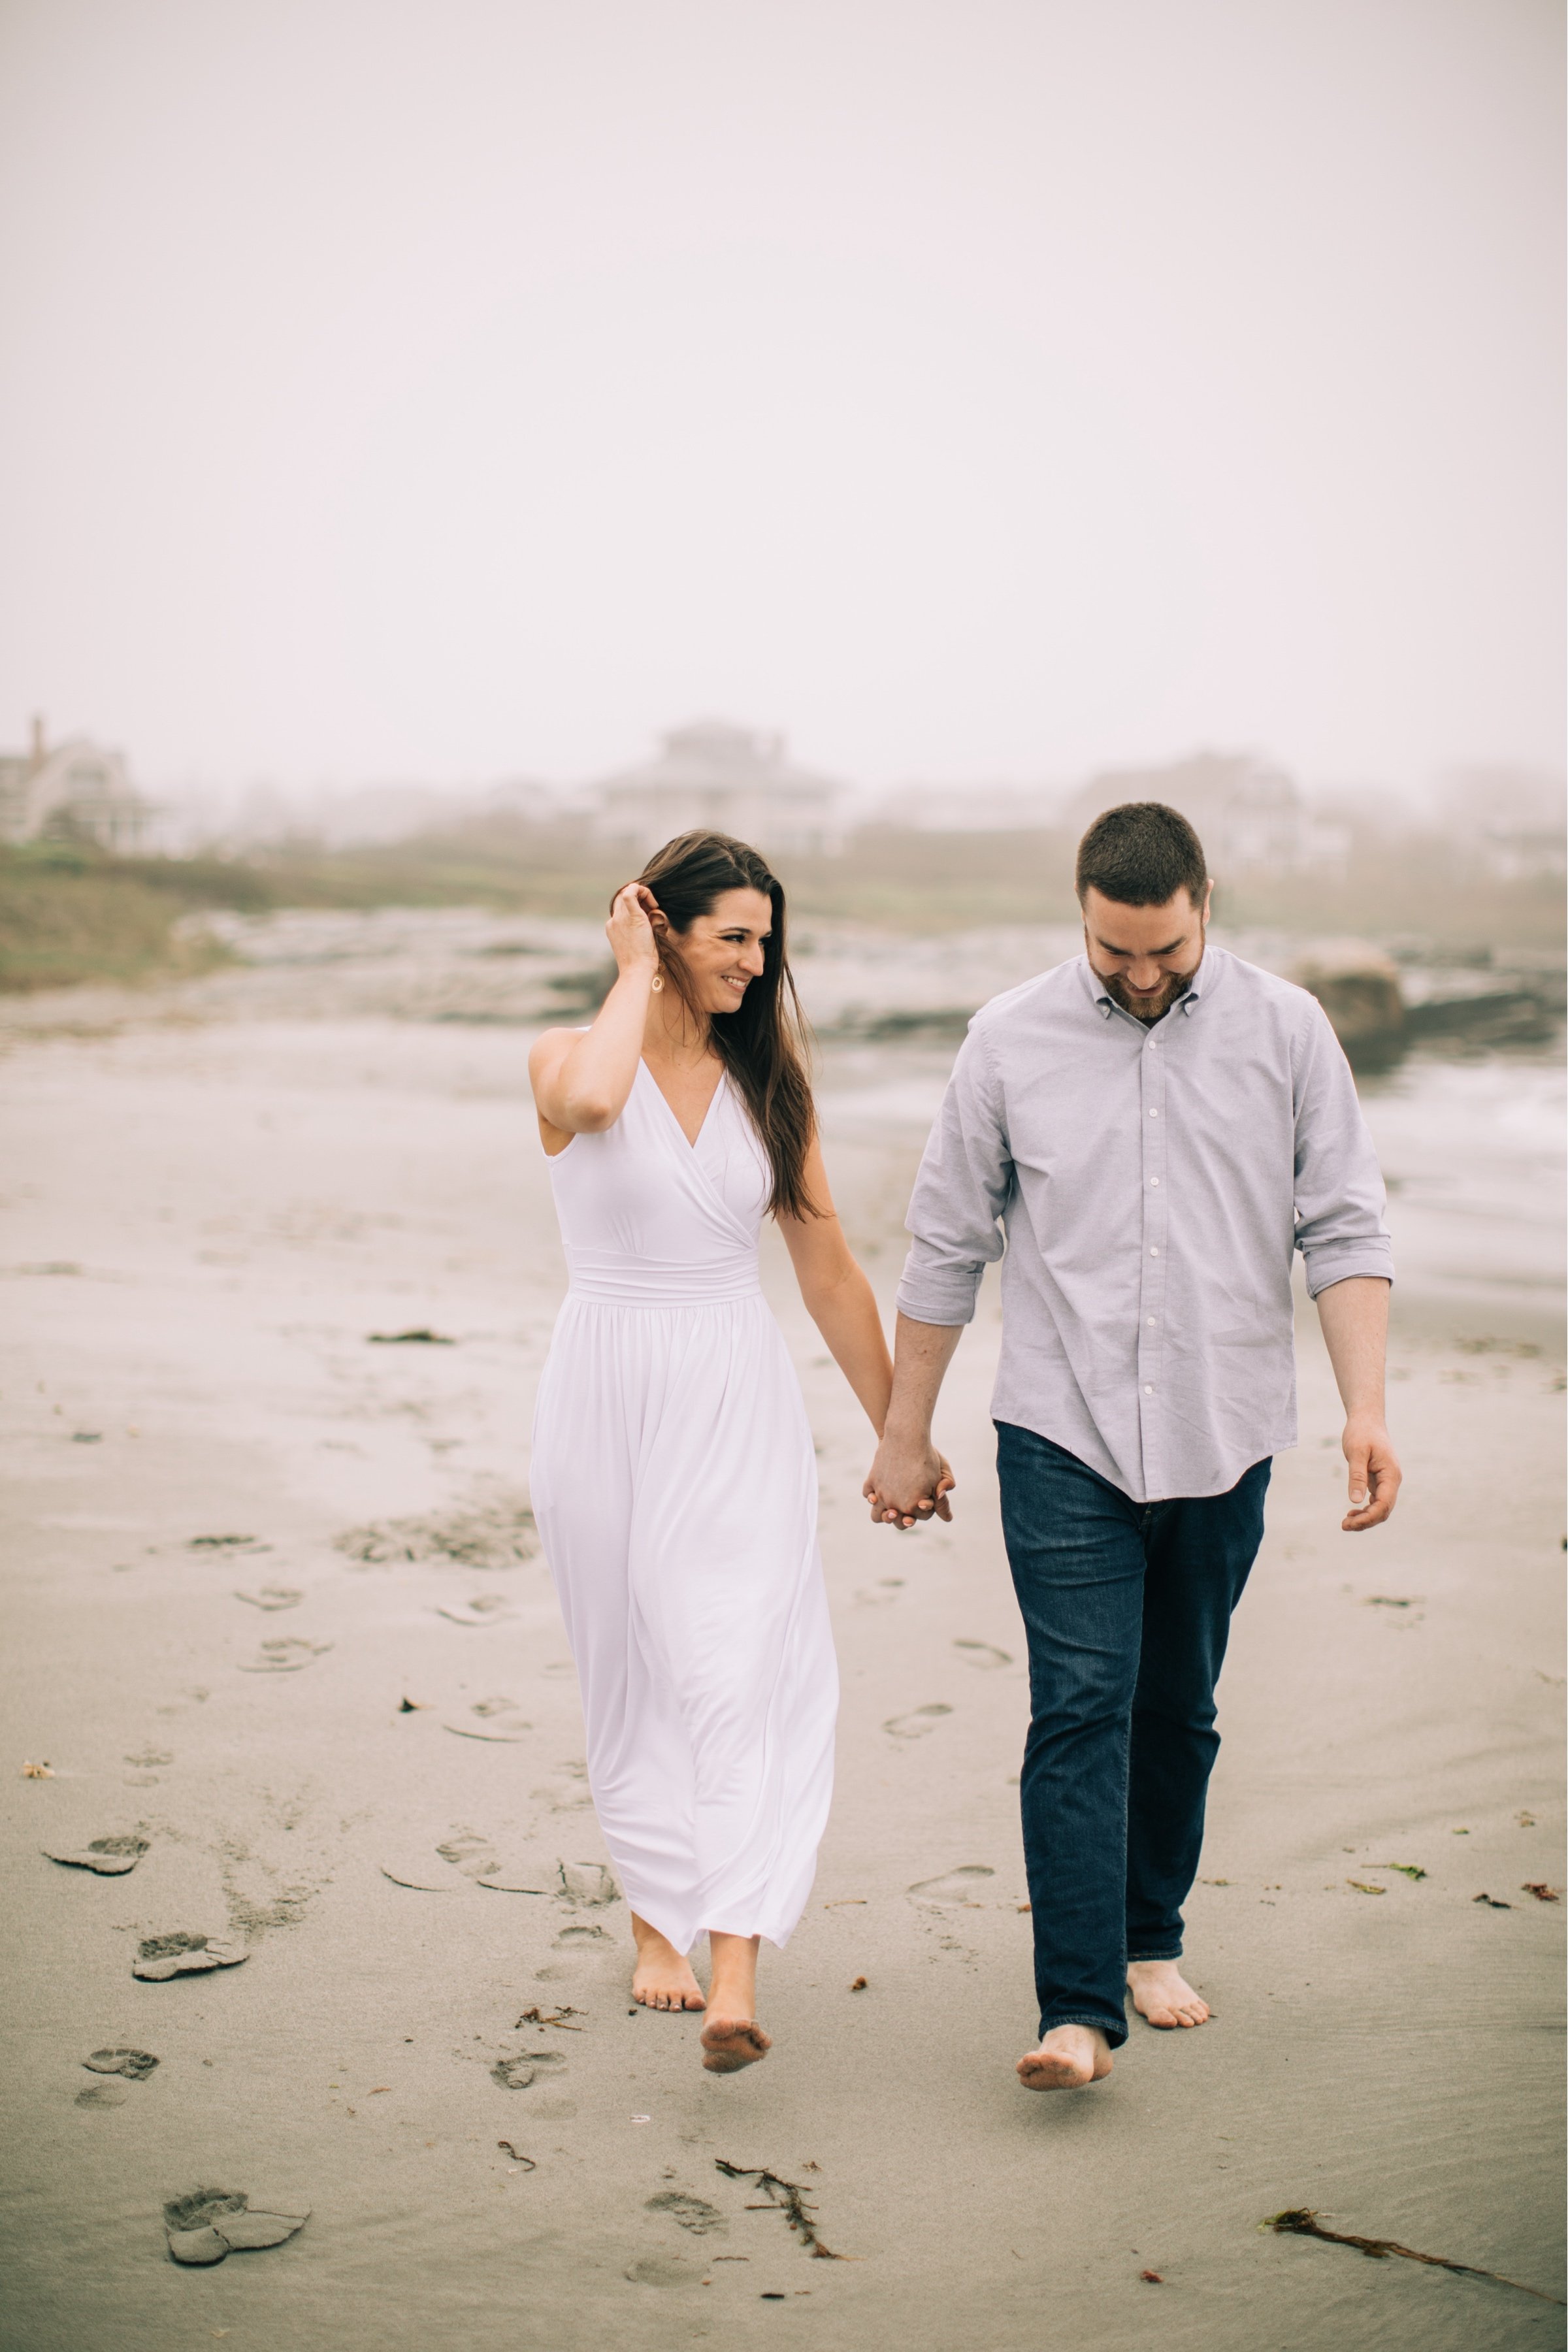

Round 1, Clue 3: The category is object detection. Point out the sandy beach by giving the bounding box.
[1,927,1563,2351]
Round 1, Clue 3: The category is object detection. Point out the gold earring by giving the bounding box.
[650,972,664,993]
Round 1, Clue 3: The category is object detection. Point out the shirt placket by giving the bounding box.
[1137,1026,1169,1497]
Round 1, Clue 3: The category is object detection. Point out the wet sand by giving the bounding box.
[1,962,1563,2351]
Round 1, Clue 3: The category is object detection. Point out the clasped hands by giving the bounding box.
[863,1428,956,1531]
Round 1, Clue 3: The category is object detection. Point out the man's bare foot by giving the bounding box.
[700,1929,770,2072]
[1126,1959,1210,2029]
[1016,2023,1114,2091]
[630,1914,705,2012]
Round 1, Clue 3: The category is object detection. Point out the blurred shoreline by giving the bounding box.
[2,804,1563,1000]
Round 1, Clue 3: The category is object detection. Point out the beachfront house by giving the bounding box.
[591,721,849,859]
[0,719,152,851]
[1067,753,1350,879]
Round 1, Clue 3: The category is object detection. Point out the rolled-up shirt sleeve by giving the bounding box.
[895,1021,1014,1326]
[1292,1001,1395,1297]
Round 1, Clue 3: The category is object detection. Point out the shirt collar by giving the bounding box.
[1081,945,1218,1022]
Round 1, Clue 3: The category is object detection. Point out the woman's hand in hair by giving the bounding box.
[606,882,664,975]
[531,883,663,1143]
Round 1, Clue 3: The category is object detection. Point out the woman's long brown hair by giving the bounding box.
[623,830,818,1219]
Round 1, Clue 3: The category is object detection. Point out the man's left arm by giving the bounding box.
[1292,1002,1402,1530]
[1316,1275,1401,1529]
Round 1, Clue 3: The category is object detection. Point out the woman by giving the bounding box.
[529,830,932,2072]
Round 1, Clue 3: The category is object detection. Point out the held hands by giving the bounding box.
[1341,1411,1402,1531]
[606,882,664,979]
[863,1430,956,1530]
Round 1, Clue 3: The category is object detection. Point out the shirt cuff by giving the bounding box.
[894,1271,981,1327]
[1299,1239,1395,1299]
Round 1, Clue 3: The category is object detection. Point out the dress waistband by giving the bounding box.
[564,1246,762,1307]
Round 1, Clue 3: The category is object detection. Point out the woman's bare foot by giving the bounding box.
[1016,2023,1114,2091]
[700,1931,770,2072]
[1126,1959,1210,2029]
[630,1913,706,2012]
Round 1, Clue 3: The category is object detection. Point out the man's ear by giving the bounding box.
[1200,880,1213,924]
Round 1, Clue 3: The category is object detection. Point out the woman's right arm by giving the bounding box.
[529,883,661,1135]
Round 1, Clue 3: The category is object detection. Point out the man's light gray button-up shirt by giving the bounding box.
[894,947,1394,1503]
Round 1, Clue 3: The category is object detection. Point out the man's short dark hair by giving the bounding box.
[1075,802,1209,907]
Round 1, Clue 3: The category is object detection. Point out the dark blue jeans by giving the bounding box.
[996,1423,1271,2049]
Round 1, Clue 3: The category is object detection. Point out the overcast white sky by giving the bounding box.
[0,0,1560,800]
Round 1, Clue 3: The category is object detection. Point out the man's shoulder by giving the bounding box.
[968,958,1086,1041]
[1210,949,1325,1030]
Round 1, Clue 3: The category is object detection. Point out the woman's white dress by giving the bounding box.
[529,1060,838,1955]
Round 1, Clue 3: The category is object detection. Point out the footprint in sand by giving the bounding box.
[854,1578,906,1607]
[381,1831,546,1895]
[86,2048,159,2080]
[557,1861,619,1908]
[645,2192,725,2237]
[907,1865,996,1908]
[443,1696,532,1742]
[434,1596,514,1628]
[436,1833,547,1895]
[235,1587,304,1612]
[76,2083,129,2109]
[188,1535,269,1554]
[532,1761,593,1811]
[953,1640,1012,1669]
[883,1705,953,1740]
[124,1750,173,1770]
[238,1639,331,1674]
[44,1835,149,1876]
[133,1933,250,1982]
[380,1852,465,1892]
[490,2050,569,2091]
[335,1497,537,1571]
[625,2254,697,2288]
[555,1924,610,1948]
[163,2187,310,2266]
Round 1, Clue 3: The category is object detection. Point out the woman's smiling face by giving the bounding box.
[663,886,773,1015]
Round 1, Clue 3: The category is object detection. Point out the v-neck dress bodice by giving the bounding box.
[547,1064,767,1303]
[529,1057,837,1953]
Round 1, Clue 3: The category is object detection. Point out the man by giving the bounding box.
[866,802,1400,2092]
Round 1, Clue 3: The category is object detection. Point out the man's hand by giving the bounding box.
[864,1431,955,1529]
[1341,1411,1401,1531]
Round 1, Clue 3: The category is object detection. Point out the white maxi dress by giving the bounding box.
[529,1061,838,1955]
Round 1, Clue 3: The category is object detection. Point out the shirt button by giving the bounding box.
[1149,1246,1159,1256]
[1149,1107,1159,1117]
[1147,1316,1156,1325]
[1144,1383,1154,1394]
[1149,1176,1160,1186]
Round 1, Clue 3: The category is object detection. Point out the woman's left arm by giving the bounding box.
[777,1135,894,1436]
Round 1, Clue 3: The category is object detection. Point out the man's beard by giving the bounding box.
[1101,966,1196,1023]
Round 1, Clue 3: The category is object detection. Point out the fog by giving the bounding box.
[0,0,1560,800]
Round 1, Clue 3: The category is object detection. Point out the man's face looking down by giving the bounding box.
[1081,882,1212,1023]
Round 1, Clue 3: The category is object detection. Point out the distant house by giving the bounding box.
[1066,753,1348,879]
[1441,768,1567,883]
[0,719,151,851]
[592,722,849,860]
